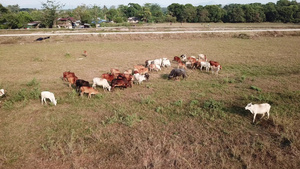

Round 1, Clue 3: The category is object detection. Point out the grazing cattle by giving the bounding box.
[0,89,5,97]
[118,73,134,87]
[67,76,78,88]
[134,65,146,70]
[173,56,182,63]
[92,78,111,91]
[177,62,187,69]
[168,68,187,80]
[41,91,57,106]
[111,76,131,91]
[162,58,171,67]
[63,71,75,81]
[198,54,207,61]
[80,86,99,98]
[101,73,115,82]
[134,73,149,84]
[245,103,271,123]
[200,61,211,72]
[149,63,161,71]
[110,68,120,78]
[211,65,221,75]
[76,79,90,92]
[209,61,222,69]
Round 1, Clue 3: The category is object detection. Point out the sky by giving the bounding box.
[1,0,279,9]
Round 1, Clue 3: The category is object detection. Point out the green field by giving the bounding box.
[0,27,300,168]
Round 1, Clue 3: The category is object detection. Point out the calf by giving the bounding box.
[92,78,111,91]
[245,103,271,123]
[80,86,99,98]
[180,54,187,61]
[211,65,221,75]
[41,91,57,106]
[200,61,211,72]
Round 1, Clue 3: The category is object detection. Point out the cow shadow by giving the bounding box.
[161,74,169,80]
[226,105,248,117]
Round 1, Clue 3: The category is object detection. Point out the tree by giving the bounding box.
[223,4,246,23]
[205,5,224,22]
[183,4,197,22]
[7,5,20,13]
[41,0,64,28]
[167,3,185,22]
[263,2,279,22]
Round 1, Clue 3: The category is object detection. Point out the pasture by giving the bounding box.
[0,28,300,168]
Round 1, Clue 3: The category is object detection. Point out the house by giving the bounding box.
[56,17,76,29]
[92,18,107,27]
[27,21,41,29]
[128,17,139,23]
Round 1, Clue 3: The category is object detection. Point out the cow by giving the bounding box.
[63,71,75,81]
[168,68,187,80]
[101,73,115,82]
[180,54,187,61]
[245,103,271,123]
[209,61,222,69]
[75,79,90,92]
[67,76,78,88]
[162,58,171,67]
[211,65,221,75]
[0,89,5,97]
[80,86,99,98]
[198,54,207,61]
[92,78,111,91]
[111,76,131,91]
[173,56,182,63]
[41,91,57,106]
[134,73,150,84]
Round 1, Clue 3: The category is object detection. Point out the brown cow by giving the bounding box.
[101,73,115,82]
[67,76,78,88]
[173,56,182,63]
[111,76,131,91]
[209,61,222,69]
[177,62,187,69]
[80,86,99,98]
[63,71,75,81]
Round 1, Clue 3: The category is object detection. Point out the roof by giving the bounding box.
[57,17,76,22]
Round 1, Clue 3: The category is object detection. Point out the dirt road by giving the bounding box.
[1,28,300,37]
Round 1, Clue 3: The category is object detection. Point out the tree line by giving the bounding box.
[0,0,299,29]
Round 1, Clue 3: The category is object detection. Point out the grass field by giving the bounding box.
[0,26,300,168]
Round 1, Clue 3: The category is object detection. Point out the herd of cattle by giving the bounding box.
[62,54,223,98]
[0,54,272,122]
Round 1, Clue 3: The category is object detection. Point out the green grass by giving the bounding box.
[0,27,300,168]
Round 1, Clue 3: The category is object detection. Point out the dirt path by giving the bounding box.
[1,28,300,37]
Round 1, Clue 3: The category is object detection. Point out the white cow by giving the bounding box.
[92,77,111,91]
[162,58,171,67]
[41,91,57,106]
[134,73,149,84]
[245,103,271,123]
[200,61,211,72]
[153,58,163,66]
[0,89,5,97]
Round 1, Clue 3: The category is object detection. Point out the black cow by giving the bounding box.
[35,36,50,41]
[168,68,187,80]
[75,79,90,92]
